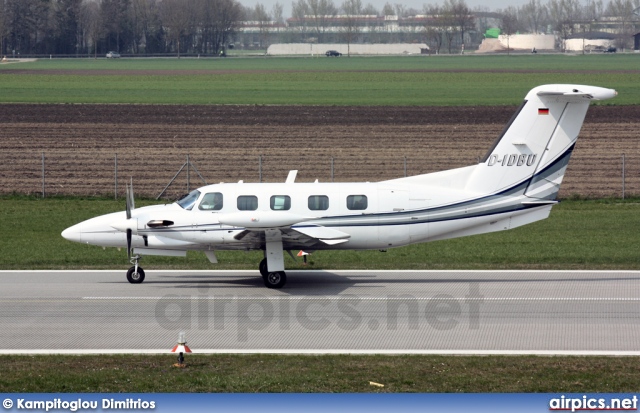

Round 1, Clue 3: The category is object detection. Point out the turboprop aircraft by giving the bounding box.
[62,84,616,288]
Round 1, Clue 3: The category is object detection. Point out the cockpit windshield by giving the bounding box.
[176,190,201,210]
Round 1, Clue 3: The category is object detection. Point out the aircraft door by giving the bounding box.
[408,190,429,243]
[377,188,410,247]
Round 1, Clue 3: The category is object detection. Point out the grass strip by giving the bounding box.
[1,354,638,393]
[1,55,638,105]
[1,196,639,271]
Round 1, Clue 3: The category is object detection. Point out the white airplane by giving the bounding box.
[62,84,617,288]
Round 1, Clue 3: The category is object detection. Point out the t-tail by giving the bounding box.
[465,84,617,200]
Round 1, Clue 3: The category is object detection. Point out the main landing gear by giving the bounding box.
[126,255,145,284]
[259,258,286,289]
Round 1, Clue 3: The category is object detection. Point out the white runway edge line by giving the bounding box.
[82,297,640,301]
[2,270,640,273]
[2,349,640,356]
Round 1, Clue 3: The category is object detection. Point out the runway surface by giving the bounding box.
[1,270,639,355]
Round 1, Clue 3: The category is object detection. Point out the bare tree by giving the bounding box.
[291,0,310,41]
[129,0,162,54]
[209,0,243,55]
[445,0,475,50]
[160,0,192,57]
[52,0,84,55]
[0,0,7,56]
[361,3,378,15]
[254,3,271,48]
[423,4,444,54]
[340,0,362,56]
[80,0,103,58]
[501,6,518,55]
[272,2,284,24]
[606,0,636,50]
[381,2,394,16]
[548,0,585,51]
[519,0,549,33]
[307,0,337,42]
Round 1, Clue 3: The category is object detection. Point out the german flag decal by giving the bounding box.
[538,108,549,115]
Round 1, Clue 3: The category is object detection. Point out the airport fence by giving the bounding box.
[0,152,638,201]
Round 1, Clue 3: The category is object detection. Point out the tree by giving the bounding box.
[307,0,337,43]
[501,6,518,55]
[423,4,445,54]
[254,3,270,48]
[208,0,242,55]
[606,0,636,50]
[160,0,192,57]
[548,0,585,51]
[519,0,549,34]
[52,0,83,55]
[381,2,393,16]
[291,0,310,41]
[0,0,8,55]
[129,0,163,54]
[445,0,475,49]
[80,0,103,57]
[340,0,362,56]
[101,0,133,53]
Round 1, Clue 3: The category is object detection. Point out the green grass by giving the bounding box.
[2,354,640,392]
[1,55,638,105]
[1,196,639,271]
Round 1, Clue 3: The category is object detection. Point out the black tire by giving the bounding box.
[127,266,145,284]
[259,258,268,277]
[263,271,286,289]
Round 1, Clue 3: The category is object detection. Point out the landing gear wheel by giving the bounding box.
[127,266,145,284]
[259,258,268,277]
[263,271,286,289]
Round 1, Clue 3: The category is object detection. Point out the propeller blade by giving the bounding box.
[125,181,135,220]
[126,228,132,259]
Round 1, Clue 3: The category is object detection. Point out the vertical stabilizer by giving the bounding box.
[465,84,616,199]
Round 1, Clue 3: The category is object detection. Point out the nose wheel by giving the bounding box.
[127,266,145,283]
[126,255,145,284]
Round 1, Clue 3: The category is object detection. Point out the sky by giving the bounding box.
[241,0,533,18]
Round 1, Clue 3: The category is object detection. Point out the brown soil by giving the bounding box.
[1,104,638,199]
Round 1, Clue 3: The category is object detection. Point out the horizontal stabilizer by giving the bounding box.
[536,85,616,101]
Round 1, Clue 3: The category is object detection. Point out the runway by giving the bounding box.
[1,270,639,355]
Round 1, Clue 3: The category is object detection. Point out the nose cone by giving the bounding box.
[61,223,83,243]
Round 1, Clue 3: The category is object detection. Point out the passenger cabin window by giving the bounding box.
[347,195,368,210]
[308,195,329,211]
[237,195,258,211]
[199,192,223,211]
[270,195,291,211]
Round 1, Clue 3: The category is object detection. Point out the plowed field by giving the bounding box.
[1,104,638,199]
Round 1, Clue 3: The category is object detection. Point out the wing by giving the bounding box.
[221,209,351,251]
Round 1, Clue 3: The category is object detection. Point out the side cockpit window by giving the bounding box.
[347,195,367,210]
[176,190,201,210]
[199,192,223,211]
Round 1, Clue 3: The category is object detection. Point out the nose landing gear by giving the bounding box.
[126,255,145,283]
